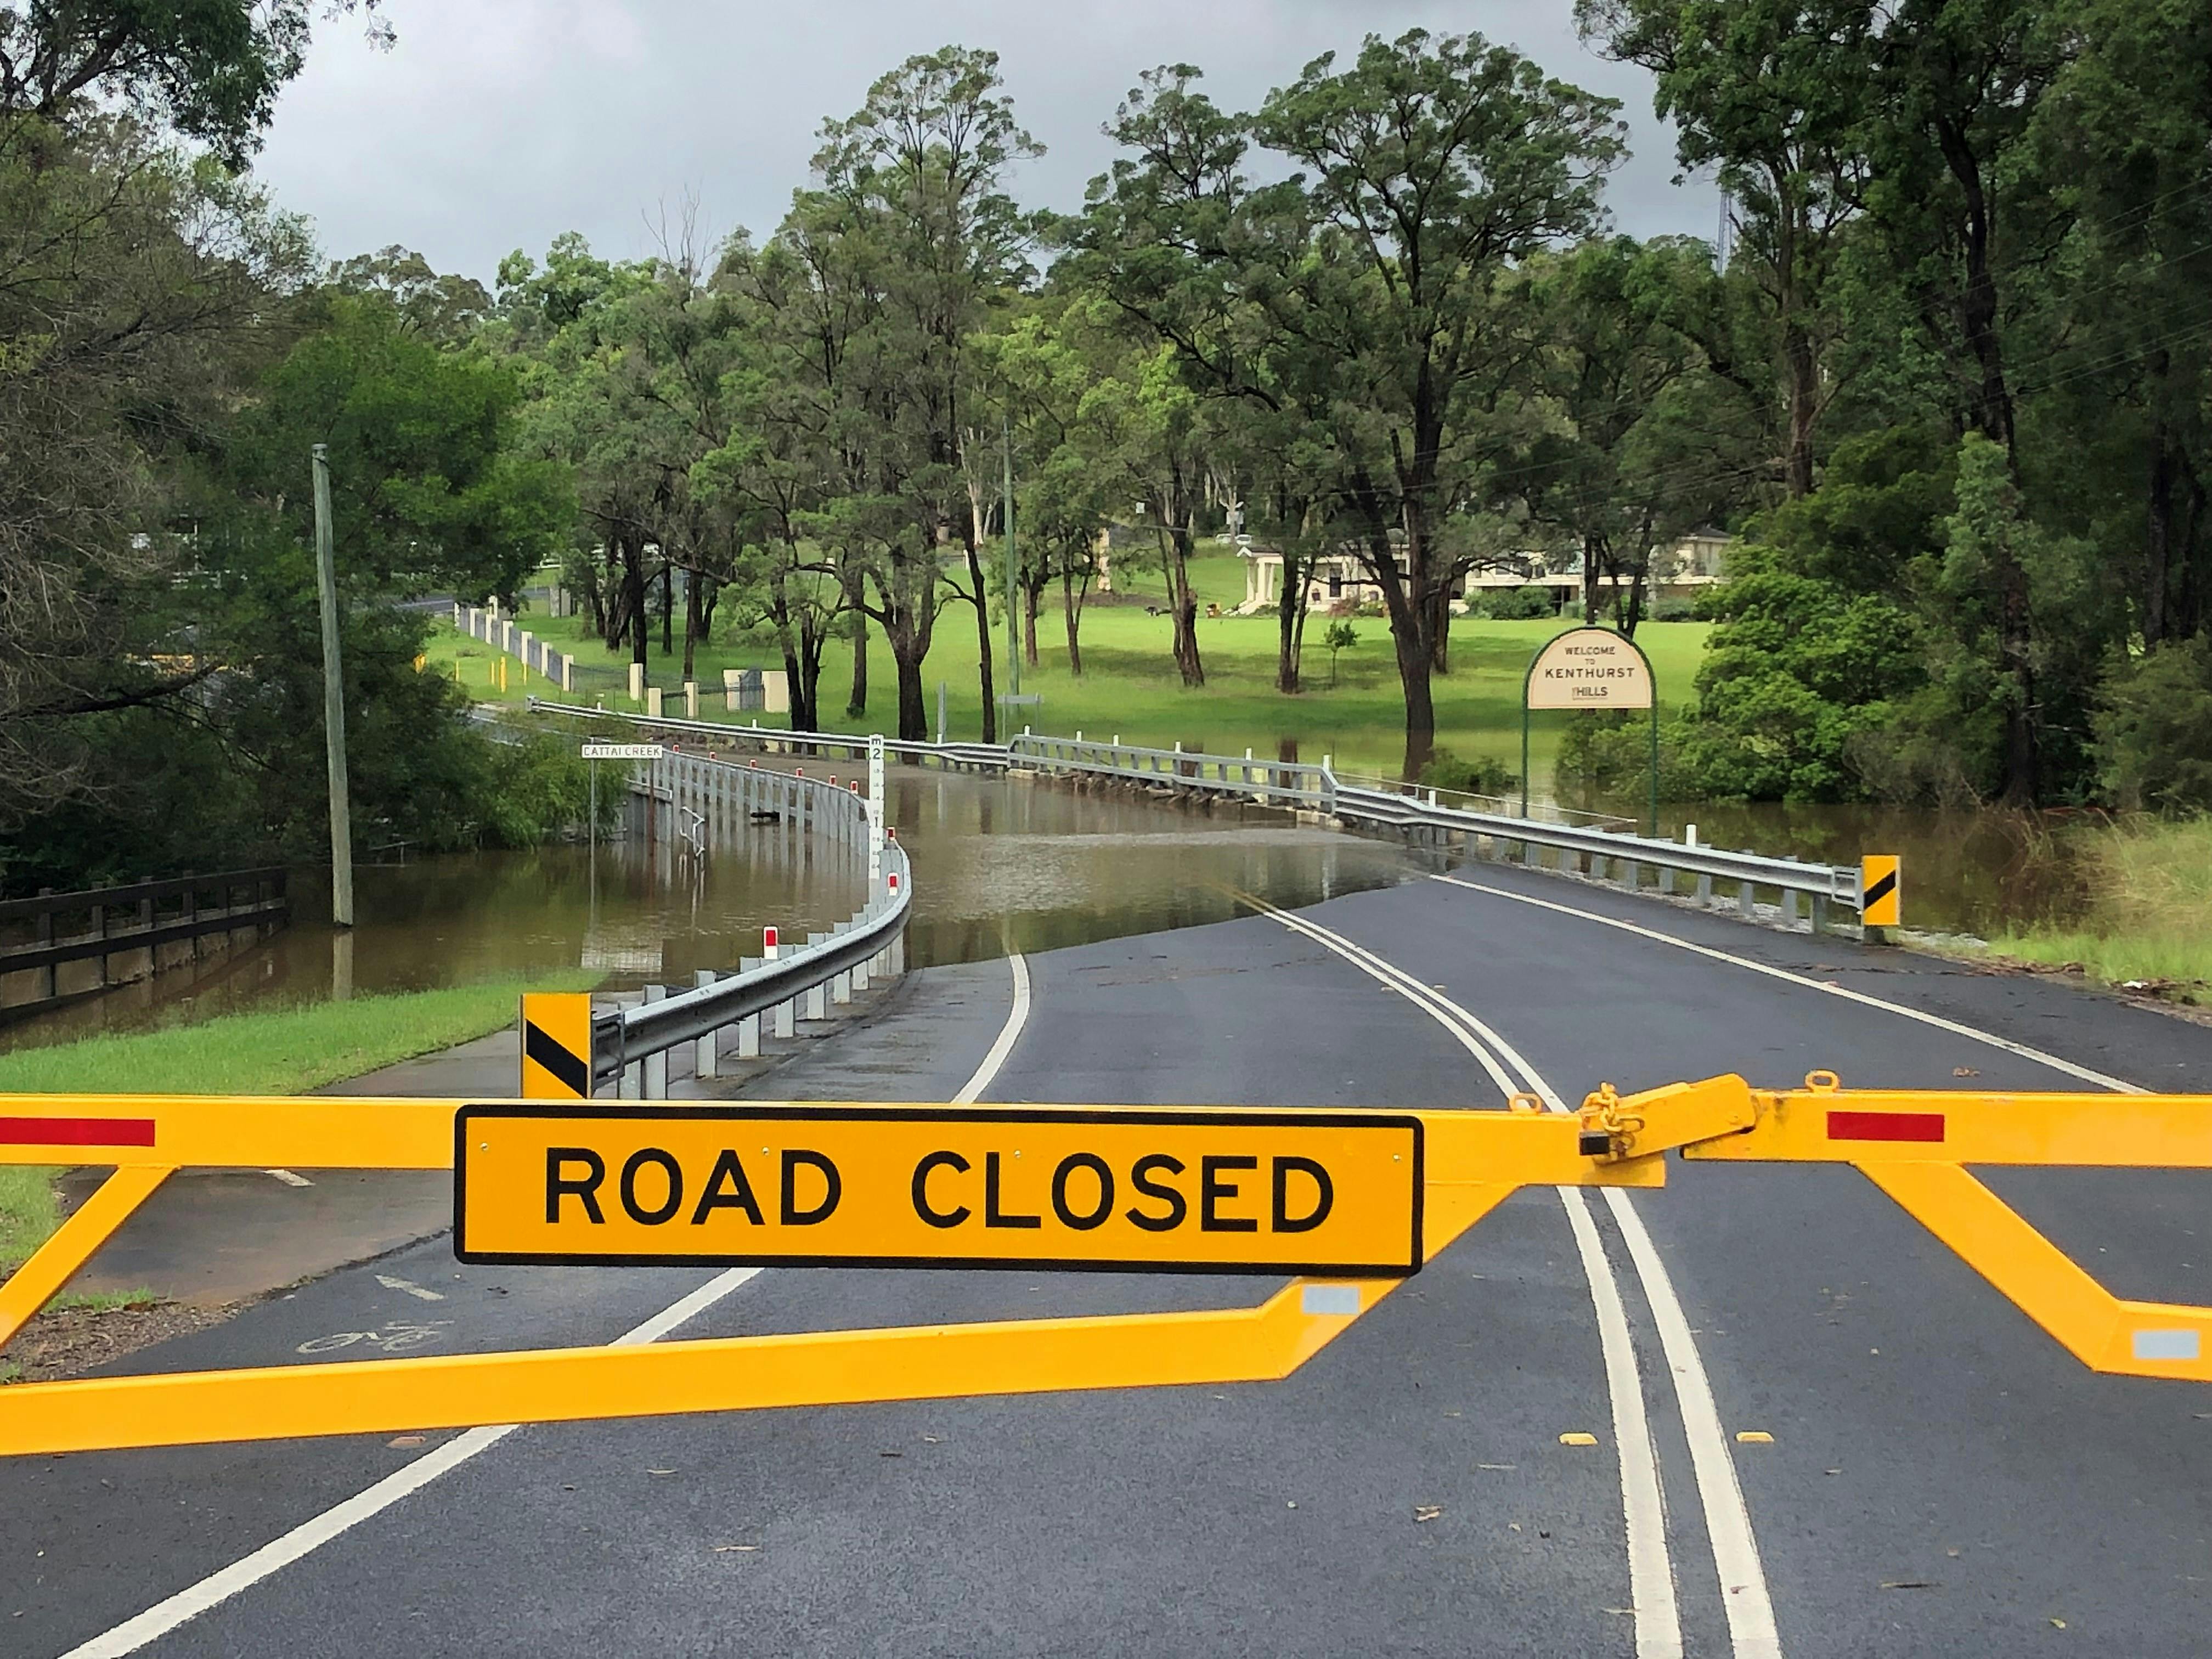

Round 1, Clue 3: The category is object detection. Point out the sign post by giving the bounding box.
[581,744,664,869]
[1521,627,1660,835]
[867,735,885,884]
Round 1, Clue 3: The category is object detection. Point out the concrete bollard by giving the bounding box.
[684,680,698,719]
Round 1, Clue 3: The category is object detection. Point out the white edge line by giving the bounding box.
[1431,874,2143,1094]
[1240,895,1685,1659]
[68,951,1040,1659]
[952,953,1031,1105]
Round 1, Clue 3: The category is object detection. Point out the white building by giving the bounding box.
[1237,529,1733,614]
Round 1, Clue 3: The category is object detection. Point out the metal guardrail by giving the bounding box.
[527,698,1867,932]
[1327,784,1861,927]
[594,746,910,1098]
[1327,766,1636,833]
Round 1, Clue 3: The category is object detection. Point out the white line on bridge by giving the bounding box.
[1236,893,1724,1659]
[64,953,1036,1658]
[953,952,1031,1104]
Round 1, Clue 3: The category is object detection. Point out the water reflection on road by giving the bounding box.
[2,773,1421,1049]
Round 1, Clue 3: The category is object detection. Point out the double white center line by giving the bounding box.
[1234,890,1781,1659]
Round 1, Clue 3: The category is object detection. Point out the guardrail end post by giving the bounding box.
[642,985,668,1097]
[693,970,719,1080]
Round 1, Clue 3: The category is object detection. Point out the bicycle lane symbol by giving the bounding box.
[296,1321,452,1357]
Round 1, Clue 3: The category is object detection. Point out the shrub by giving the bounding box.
[2095,636,2212,812]
[1554,710,1693,799]
[1474,584,1559,620]
[1418,749,1519,798]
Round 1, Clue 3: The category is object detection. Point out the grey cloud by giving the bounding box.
[256,0,1720,281]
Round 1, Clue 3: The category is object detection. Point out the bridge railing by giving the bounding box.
[528,698,1869,932]
[591,746,910,1098]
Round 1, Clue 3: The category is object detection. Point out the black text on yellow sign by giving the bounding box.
[454,1106,1425,1276]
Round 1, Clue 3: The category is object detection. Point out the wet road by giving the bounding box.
[5,854,2210,1656]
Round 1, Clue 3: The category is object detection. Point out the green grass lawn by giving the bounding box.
[445,554,1710,778]
[0,971,596,1269]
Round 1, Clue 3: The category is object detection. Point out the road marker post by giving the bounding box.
[518,993,594,1100]
[1860,855,1901,937]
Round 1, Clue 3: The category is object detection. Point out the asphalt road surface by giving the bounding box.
[6,854,2210,1657]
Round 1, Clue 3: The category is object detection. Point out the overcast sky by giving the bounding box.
[253,0,1722,285]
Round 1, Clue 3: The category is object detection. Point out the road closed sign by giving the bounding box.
[454,1105,1424,1276]
[1525,627,1655,709]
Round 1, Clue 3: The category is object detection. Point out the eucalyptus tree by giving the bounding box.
[788,46,1042,741]
[1579,0,1871,499]
[1249,31,1625,766]
[1514,235,1759,634]
[2033,0,2212,649]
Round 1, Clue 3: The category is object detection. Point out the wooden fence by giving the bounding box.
[0,868,290,1014]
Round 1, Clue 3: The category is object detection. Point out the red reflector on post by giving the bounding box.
[0,1116,157,1148]
[1826,1110,1945,1143]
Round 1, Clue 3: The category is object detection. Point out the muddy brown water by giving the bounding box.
[0,774,1425,1051]
[3,762,2106,1053]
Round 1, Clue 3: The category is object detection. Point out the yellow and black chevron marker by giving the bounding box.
[519,992,594,1099]
[1860,856,1901,929]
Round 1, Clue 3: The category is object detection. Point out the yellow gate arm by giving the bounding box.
[0,1082,1755,1459]
[1664,1070,2212,1381]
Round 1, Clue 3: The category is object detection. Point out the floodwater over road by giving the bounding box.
[1,771,1425,1050]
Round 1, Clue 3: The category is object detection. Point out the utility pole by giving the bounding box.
[1003,411,1019,706]
[312,444,355,928]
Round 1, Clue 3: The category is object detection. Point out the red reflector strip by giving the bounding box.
[0,1116,157,1148]
[1826,1109,1945,1144]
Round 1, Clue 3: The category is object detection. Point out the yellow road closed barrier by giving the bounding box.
[0,1085,1722,1458]
[1678,1070,2212,1381]
[0,1068,2203,1458]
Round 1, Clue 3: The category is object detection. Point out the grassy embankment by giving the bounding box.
[1987,818,2212,1003]
[0,972,596,1269]
[430,554,1711,778]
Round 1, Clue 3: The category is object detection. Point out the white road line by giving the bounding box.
[952,953,1031,1105]
[264,1169,312,1187]
[60,1267,765,1659]
[66,948,1036,1659]
[1432,874,2143,1094]
[373,1275,445,1302]
[1249,896,1781,1658]
[1239,896,1684,1659]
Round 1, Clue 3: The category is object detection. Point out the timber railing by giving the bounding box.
[0,868,290,1013]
